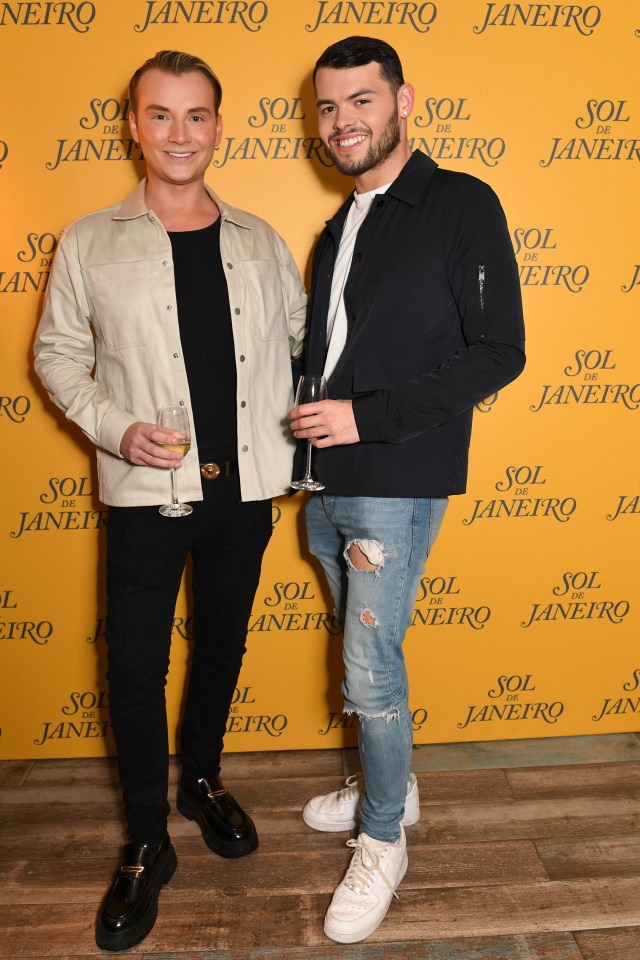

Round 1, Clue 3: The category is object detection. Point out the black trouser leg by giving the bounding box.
[180,481,272,781]
[106,504,189,843]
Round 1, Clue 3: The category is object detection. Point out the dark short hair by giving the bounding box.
[129,50,222,113]
[313,36,405,95]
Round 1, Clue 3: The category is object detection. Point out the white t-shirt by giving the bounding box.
[323,182,391,380]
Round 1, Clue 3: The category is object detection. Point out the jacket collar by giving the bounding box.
[325,150,439,237]
[112,179,253,229]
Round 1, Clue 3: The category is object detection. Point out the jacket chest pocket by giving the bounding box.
[84,261,154,350]
[238,260,287,341]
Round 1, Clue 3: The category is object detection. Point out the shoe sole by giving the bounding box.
[323,853,409,943]
[177,790,258,859]
[95,844,177,952]
[302,796,420,833]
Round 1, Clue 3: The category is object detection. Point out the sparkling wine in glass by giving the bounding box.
[157,404,193,517]
[291,375,327,492]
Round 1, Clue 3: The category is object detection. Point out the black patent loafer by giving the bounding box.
[96,837,177,952]
[177,774,258,859]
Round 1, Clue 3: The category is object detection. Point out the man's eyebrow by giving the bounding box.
[144,104,212,113]
[316,88,377,107]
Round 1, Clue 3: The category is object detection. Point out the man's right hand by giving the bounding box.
[120,421,188,468]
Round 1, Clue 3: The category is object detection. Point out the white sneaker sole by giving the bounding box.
[323,853,408,943]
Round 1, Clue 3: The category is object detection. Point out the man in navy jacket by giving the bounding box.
[289,36,525,944]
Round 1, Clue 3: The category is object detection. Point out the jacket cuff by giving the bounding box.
[100,410,138,459]
[353,394,388,443]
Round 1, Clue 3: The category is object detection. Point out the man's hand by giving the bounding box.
[288,399,359,448]
[120,421,188,467]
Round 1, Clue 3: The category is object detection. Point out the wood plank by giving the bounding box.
[574,926,640,960]
[0,761,33,787]
[2,878,637,953]
[145,932,584,959]
[0,811,356,860]
[311,768,515,806]
[406,735,640,771]
[360,876,640,941]
[3,743,640,960]
[22,750,345,786]
[506,763,640,800]
[536,835,640,880]
[0,769,513,827]
[419,770,515,805]
[421,796,640,844]
[0,839,548,905]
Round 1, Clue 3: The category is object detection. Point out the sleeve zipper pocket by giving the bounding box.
[478,264,486,340]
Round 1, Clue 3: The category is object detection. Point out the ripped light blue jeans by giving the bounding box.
[306,494,447,842]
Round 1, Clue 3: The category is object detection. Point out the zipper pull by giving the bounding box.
[478,264,486,340]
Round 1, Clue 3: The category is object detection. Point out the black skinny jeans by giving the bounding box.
[105,474,272,844]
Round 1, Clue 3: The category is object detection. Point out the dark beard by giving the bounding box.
[324,104,401,177]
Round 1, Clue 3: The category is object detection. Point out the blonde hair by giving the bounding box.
[129,50,222,112]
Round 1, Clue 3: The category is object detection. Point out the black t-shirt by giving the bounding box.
[168,220,237,460]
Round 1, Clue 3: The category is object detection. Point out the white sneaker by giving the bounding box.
[324,826,408,943]
[302,773,419,832]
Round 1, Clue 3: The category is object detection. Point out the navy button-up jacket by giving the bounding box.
[305,151,526,498]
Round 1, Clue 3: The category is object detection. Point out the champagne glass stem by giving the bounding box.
[170,468,179,506]
[304,440,313,480]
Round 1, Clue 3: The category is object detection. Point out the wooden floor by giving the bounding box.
[2,734,640,959]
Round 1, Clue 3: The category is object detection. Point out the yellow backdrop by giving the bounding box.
[1,0,638,759]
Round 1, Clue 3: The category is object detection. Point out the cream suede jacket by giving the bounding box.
[34,181,306,505]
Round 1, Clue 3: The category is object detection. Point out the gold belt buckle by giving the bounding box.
[201,462,220,480]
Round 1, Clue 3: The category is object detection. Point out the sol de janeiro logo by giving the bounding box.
[0,1,96,31]
[412,574,491,631]
[9,476,107,539]
[213,94,329,168]
[473,3,601,35]
[530,349,640,413]
[513,227,588,293]
[462,464,576,525]
[134,0,269,32]
[520,570,630,629]
[0,231,57,295]
[457,673,564,730]
[540,99,639,167]
[593,669,640,723]
[305,1,437,33]
[410,95,506,167]
[0,589,53,646]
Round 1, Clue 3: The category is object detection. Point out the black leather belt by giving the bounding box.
[200,460,238,480]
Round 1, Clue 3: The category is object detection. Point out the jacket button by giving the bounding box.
[239,355,246,362]
[227,262,233,269]
[240,401,246,408]
[234,307,241,315]
[242,445,248,452]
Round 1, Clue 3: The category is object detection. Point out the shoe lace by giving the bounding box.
[336,774,362,802]
[343,835,400,900]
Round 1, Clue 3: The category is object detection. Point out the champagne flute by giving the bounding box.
[291,375,327,492]
[157,404,193,517]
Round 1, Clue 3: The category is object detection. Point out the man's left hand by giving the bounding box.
[288,399,359,448]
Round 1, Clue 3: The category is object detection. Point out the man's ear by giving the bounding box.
[398,83,415,119]
[129,111,139,144]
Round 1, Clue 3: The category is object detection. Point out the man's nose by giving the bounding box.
[169,120,190,143]
[332,107,356,131]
